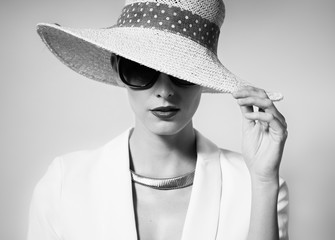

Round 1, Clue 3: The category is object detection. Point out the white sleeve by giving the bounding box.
[27,158,63,240]
[278,177,289,240]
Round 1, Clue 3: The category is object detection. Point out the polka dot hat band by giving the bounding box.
[115,2,221,54]
[36,0,283,101]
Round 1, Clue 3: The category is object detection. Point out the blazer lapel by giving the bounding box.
[89,128,222,240]
[92,129,138,240]
[181,130,222,240]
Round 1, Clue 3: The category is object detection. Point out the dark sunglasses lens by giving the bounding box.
[119,58,158,88]
[170,76,196,86]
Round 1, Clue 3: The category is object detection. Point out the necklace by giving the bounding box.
[130,169,195,190]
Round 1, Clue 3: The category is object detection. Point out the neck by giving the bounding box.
[129,122,197,178]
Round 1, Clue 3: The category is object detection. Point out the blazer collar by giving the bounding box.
[95,128,222,240]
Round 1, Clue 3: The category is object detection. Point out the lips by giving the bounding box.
[150,106,180,119]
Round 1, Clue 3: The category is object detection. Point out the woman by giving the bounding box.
[29,0,289,239]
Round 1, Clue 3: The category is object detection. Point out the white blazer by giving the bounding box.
[28,128,289,240]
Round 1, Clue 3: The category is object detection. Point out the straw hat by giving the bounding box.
[36,0,283,101]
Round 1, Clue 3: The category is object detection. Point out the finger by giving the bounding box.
[241,106,255,128]
[235,98,255,128]
[244,112,288,137]
[233,86,269,116]
[270,102,287,129]
[237,97,274,111]
[233,86,268,99]
[233,86,288,130]
[237,97,287,128]
[233,86,286,124]
[270,102,287,128]
[257,108,269,129]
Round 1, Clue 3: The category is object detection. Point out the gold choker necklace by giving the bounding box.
[130,170,195,190]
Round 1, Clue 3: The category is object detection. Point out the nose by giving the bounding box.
[154,73,175,98]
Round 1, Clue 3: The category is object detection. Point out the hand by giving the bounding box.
[233,86,288,183]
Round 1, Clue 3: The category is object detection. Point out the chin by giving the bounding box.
[146,120,192,136]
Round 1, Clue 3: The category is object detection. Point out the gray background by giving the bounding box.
[1,0,334,239]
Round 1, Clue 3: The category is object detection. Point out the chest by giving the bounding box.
[132,184,192,240]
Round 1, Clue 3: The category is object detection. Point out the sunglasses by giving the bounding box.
[115,56,196,90]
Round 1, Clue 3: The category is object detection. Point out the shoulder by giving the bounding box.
[33,128,131,194]
[218,148,250,181]
[219,148,288,193]
[30,128,130,205]
[31,147,103,205]
[219,148,245,167]
[57,146,104,175]
[56,128,131,174]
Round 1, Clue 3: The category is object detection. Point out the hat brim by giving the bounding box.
[37,23,283,101]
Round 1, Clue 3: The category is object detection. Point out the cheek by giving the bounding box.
[127,90,147,117]
[183,88,202,117]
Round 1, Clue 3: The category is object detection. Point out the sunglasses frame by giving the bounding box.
[114,56,196,90]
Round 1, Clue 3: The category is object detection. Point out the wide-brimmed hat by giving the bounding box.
[36,0,283,101]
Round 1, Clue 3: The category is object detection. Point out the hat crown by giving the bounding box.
[124,0,225,27]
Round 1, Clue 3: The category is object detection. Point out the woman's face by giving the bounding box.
[126,73,202,136]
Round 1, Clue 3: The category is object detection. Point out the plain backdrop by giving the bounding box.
[1,0,334,239]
